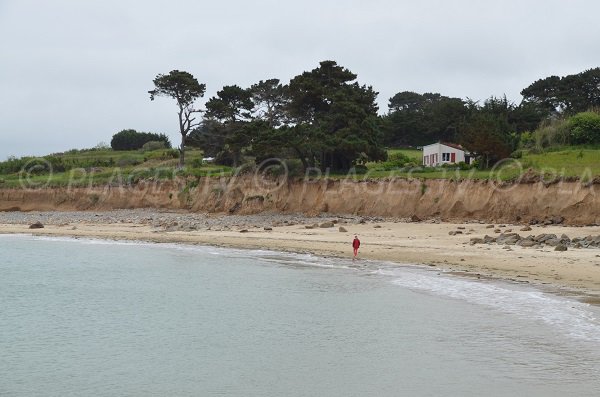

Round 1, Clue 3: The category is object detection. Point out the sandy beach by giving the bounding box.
[1,209,600,302]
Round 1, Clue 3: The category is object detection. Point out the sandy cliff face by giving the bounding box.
[1,177,599,224]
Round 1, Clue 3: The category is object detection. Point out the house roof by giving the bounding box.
[440,142,465,151]
[423,142,465,151]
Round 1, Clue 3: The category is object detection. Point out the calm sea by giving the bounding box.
[1,234,599,397]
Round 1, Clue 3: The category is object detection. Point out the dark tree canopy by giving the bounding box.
[202,85,255,166]
[285,60,386,171]
[249,79,288,128]
[384,92,467,146]
[205,85,253,123]
[149,70,206,167]
[521,68,600,115]
[110,129,171,151]
[172,63,600,172]
[458,97,518,167]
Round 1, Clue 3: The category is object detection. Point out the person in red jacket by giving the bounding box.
[352,235,361,260]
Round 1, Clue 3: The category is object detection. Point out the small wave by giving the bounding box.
[377,268,600,342]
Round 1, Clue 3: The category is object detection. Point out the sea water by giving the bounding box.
[1,234,599,397]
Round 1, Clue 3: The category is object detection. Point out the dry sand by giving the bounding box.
[1,213,600,302]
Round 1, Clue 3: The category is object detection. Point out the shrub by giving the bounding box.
[111,129,171,151]
[457,161,472,170]
[0,156,27,174]
[533,118,570,148]
[518,131,535,148]
[141,141,167,151]
[190,158,204,168]
[380,152,412,170]
[116,157,141,167]
[567,111,600,144]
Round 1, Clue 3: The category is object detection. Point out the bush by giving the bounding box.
[145,149,179,161]
[116,156,141,167]
[518,131,535,148]
[350,164,368,174]
[567,112,600,144]
[380,152,412,170]
[457,161,472,170]
[111,129,171,151]
[141,141,167,151]
[533,118,570,148]
[190,158,204,168]
[0,156,27,174]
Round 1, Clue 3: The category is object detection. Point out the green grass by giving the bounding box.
[387,148,423,162]
[1,145,599,188]
[520,148,600,178]
[0,148,232,188]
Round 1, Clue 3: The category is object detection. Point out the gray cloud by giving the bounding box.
[1,0,599,159]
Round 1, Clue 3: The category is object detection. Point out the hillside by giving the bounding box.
[1,146,599,189]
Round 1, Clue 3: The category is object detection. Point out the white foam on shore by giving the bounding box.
[376,268,600,343]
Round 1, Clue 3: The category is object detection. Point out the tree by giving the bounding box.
[459,97,517,168]
[110,129,171,151]
[384,91,467,146]
[249,79,288,128]
[286,60,386,171]
[521,68,600,115]
[149,70,206,167]
[204,85,254,166]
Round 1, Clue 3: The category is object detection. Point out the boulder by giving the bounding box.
[239,229,249,233]
[554,244,568,252]
[264,227,273,231]
[518,240,537,247]
[320,222,335,228]
[29,221,44,229]
[535,234,557,243]
[486,225,495,229]
[551,216,565,225]
[520,226,532,232]
[544,238,561,247]
[338,227,348,233]
[470,237,485,245]
[410,215,422,222]
[483,235,496,244]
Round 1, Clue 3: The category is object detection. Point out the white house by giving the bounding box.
[422,142,471,167]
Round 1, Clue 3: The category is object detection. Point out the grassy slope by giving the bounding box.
[0,146,599,188]
[360,147,600,181]
[0,149,233,188]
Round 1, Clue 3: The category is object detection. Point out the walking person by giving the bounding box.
[352,235,361,260]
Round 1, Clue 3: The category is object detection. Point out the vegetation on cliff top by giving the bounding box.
[2,63,600,188]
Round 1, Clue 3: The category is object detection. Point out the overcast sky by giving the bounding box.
[1,0,599,160]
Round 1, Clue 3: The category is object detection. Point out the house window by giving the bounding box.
[442,153,450,161]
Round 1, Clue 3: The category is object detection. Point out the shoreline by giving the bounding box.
[1,209,600,302]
